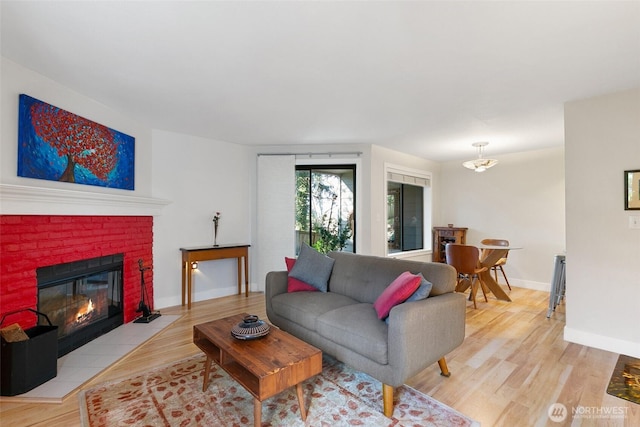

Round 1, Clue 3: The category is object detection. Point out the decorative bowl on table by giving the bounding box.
[231,315,270,340]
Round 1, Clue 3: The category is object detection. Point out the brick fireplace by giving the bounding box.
[0,215,153,331]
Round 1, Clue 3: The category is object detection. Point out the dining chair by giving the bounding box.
[445,243,489,309]
[481,238,512,290]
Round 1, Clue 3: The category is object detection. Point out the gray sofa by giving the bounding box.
[265,251,466,417]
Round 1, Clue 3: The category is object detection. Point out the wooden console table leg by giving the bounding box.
[244,254,249,297]
[295,382,307,421]
[236,257,242,295]
[181,261,187,306]
[253,398,261,427]
[187,261,193,309]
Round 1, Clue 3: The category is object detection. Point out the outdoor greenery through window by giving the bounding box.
[387,181,424,253]
[295,165,355,254]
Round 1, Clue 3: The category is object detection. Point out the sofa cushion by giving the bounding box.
[316,303,388,365]
[373,271,422,319]
[285,257,318,292]
[406,273,433,302]
[288,243,335,292]
[270,291,358,332]
[327,251,457,299]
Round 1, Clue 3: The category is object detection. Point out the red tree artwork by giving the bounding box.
[30,102,118,183]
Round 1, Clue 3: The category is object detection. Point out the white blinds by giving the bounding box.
[256,155,296,290]
[386,172,430,187]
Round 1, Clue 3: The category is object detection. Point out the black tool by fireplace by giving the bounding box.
[133,258,160,323]
[37,254,124,357]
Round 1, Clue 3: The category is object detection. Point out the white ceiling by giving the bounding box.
[2,1,639,161]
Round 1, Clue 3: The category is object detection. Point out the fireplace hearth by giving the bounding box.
[37,254,124,357]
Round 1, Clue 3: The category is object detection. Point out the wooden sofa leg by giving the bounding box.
[382,383,394,417]
[438,357,451,377]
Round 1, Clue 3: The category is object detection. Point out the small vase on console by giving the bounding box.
[213,211,221,246]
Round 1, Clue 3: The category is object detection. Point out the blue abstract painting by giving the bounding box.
[18,94,135,190]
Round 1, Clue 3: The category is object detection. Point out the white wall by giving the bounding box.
[151,130,253,308]
[440,147,566,289]
[0,58,153,196]
[564,88,640,358]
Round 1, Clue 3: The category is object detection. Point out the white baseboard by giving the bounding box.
[564,326,640,359]
[155,286,236,310]
[506,278,550,292]
[156,283,261,311]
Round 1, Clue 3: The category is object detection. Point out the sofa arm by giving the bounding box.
[387,292,466,384]
[266,271,288,296]
[265,271,288,319]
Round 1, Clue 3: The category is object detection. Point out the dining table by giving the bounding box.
[475,244,522,302]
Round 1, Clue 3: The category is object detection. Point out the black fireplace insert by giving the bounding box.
[37,254,124,357]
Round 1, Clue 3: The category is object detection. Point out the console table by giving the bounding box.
[180,244,250,309]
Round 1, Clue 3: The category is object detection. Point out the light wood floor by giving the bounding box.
[1,287,638,426]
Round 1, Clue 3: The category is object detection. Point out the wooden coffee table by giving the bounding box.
[193,313,322,426]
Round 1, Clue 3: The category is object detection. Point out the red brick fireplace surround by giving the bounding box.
[0,215,153,329]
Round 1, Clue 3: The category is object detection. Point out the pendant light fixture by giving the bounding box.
[462,142,498,172]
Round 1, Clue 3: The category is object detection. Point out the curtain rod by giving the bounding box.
[257,152,362,157]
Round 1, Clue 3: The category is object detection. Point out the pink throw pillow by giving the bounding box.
[285,257,318,292]
[373,271,422,319]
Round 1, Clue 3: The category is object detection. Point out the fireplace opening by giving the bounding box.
[37,254,124,357]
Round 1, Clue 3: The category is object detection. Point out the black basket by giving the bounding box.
[0,309,58,396]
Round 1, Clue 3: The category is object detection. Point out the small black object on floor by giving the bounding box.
[133,312,162,324]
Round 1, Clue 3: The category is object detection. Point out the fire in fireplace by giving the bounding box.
[37,254,124,357]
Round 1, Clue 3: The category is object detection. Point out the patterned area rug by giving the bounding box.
[606,354,640,405]
[79,353,479,426]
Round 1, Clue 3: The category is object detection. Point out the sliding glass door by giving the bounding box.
[295,165,355,254]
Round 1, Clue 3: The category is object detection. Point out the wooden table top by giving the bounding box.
[180,243,250,252]
[478,245,522,250]
[194,313,321,378]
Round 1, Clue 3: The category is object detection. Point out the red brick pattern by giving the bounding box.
[0,215,153,328]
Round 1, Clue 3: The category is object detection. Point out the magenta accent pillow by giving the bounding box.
[285,257,318,292]
[373,271,422,320]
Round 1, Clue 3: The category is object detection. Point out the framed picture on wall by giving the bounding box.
[18,94,135,190]
[624,170,640,210]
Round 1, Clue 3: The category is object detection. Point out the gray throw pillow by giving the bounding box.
[288,243,335,292]
[405,273,433,302]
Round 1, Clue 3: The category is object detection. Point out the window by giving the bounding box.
[386,168,431,254]
[295,165,355,254]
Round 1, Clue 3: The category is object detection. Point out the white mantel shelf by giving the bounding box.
[0,184,172,216]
